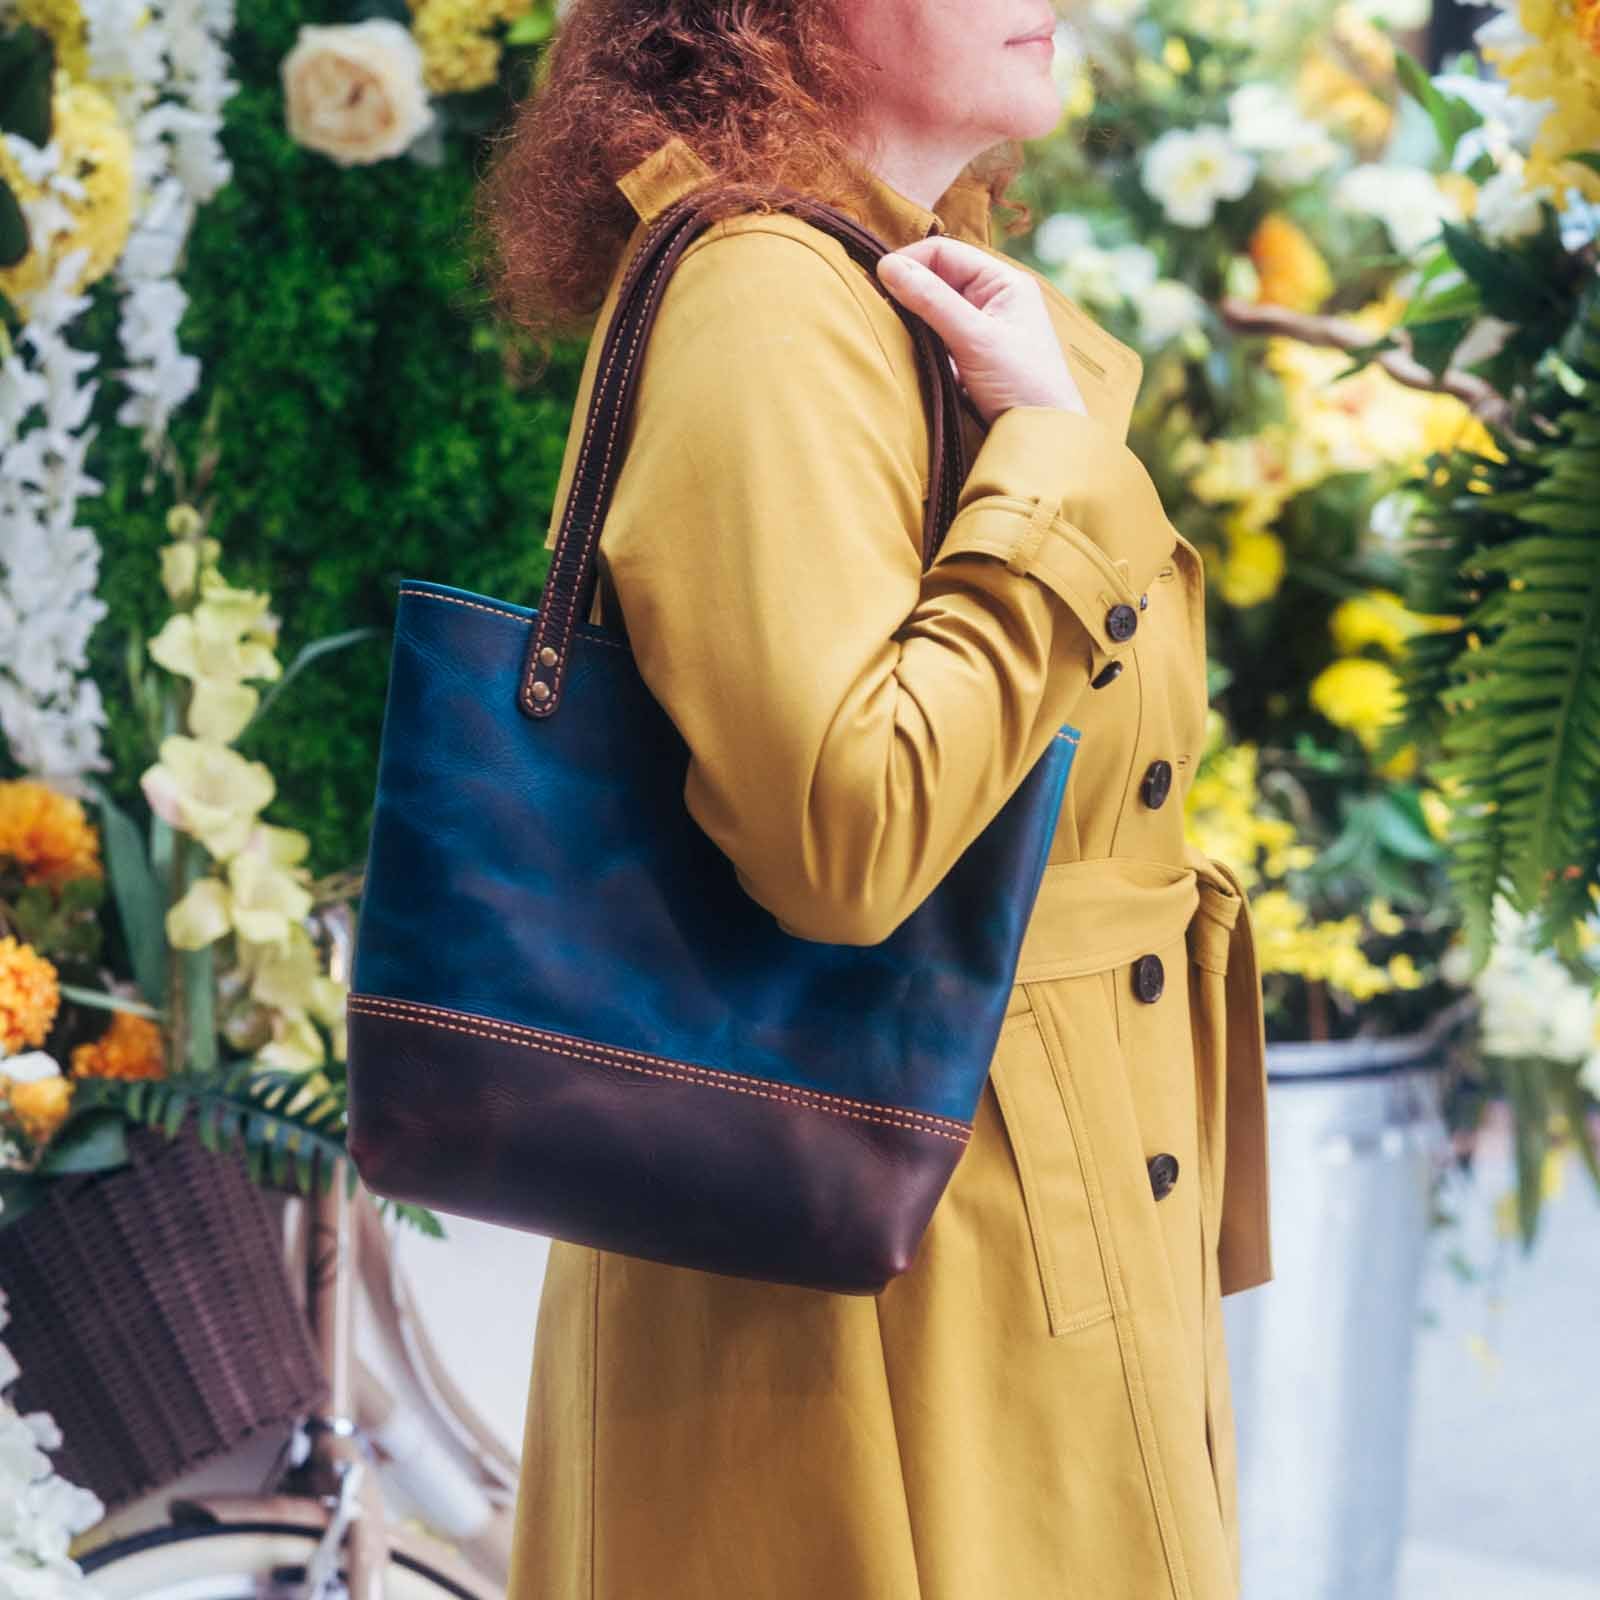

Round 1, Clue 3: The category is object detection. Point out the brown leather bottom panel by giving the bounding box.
[345,996,970,1295]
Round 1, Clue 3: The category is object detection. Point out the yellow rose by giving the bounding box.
[281,20,436,167]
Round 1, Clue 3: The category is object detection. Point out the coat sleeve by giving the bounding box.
[591,222,1177,945]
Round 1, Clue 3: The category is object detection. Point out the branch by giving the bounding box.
[1217,296,1512,430]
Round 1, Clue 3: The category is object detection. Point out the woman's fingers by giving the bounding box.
[874,247,994,348]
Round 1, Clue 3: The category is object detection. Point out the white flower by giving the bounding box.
[281,21,435,168]
[0,1053,61,1084]
[1057,243,1159,310]
[1138,279,1208,345]
[1451,315,1515,369]
[1141,127,1257,228]
[1226,84,1341,186]
[1333,164,1466,255]
[1034,212,1097,267]
[1475,167,1549,243]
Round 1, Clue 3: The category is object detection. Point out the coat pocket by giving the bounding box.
[987,991,1114,1337]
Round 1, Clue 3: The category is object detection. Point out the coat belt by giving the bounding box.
[1006,845,1274,1297]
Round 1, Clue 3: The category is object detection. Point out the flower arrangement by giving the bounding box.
[1034,0,1600,1229]
[0,497,414,1236]
[0,1,236,790]
[1029,0,1482,1041]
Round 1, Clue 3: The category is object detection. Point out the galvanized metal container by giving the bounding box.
[1223,1007,1469,1600]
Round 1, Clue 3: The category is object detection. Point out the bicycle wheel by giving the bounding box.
[79,1519,491,1600]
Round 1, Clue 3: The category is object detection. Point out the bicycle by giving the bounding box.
[69,906,526,1600]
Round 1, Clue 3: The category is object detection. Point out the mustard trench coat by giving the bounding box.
[505,134,1274,1600]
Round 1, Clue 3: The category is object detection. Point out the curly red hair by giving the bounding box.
[468,0,1031,368]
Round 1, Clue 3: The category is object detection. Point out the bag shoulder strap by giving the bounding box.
[520,183,972,721]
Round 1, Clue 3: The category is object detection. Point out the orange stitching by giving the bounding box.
[347,992,972,1134]
[396,588,629,650]
[348,995,971,1145]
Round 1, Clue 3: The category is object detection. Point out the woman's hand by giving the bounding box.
[875,236,1087,425]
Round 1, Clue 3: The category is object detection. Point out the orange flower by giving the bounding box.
[0,935,60,1054]
[6,1074,73,1144]
[0,779,104,888]
[1580,0,1600,57]
[1249,214,1334,313]
[70,1009,166,1082]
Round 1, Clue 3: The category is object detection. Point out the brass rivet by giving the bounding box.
[530,681,551,701]
[538,646,558,666]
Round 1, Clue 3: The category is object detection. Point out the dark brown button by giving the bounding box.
[1140,759,1173,810]
[1148,1152,1180,1200]
[1133,953,1164,1003]
[1106,603,1138,642]
[1090,659,1124,689]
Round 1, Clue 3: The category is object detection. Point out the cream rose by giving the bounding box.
[281,20,435,168]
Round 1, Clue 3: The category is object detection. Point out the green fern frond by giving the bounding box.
[1392,278,1600,963]
[72,1060,349,1198]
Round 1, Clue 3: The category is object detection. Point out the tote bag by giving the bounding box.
[345,183,1081,1293]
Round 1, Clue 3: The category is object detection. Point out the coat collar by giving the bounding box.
[615,133,994,251]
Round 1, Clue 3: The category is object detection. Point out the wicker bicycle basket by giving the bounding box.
[0,1107,328,1511]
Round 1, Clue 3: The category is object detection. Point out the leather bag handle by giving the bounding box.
[519,182,977,720]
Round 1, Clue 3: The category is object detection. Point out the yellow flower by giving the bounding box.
[1386,952,1424,989]
[148,576,283,743]
[0,779,104,888]
[140,735,277,860]
[0,936,61,1055]
[1369,897,1405,936]
[1248,214,1334,314]
[167,857,314,953]
[5,1072,74,1144]
[167,875,233,950]
[257,1009,329,1072]
[1420,784,1455,842]
[1309,657,1403,749]
[227,848,316,948]
[159,535,220,603]
[1218,525,1287,609]
[70,1010,166,1081]
[1329,590,1413,658]
[240,921,340,1017]
[408,0,530,94]
[0,81,133,308]
[1483,0,1600,204]
[13,0,91,79]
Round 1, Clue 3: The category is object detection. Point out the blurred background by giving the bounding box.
[2,0,1597,1595]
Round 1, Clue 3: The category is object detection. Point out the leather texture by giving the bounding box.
[346,188,1082,1295]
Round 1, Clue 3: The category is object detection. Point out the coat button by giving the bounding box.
[1106,603,1138,642]
[1090,659,1124,689]
[1148,1152,1180,1200]
[1140,759,1173,809]
[1132,953,1164,1003]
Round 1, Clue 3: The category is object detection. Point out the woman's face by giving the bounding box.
[837,0,1064,159]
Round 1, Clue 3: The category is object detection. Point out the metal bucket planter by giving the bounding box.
[1223,1002,1470,1600]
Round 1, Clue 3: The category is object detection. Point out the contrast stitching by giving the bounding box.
[396,588,630,649]
[347,994,972,1142]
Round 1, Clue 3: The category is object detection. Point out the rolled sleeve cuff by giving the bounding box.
[931,405,1178,657]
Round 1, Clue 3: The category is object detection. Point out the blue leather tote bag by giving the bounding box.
[346,183,1081,1294]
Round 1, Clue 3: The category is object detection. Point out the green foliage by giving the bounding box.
[83,0,585,875]
[1389,281,1600,969]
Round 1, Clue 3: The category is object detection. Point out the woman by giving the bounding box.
[477,3,1273,1596]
